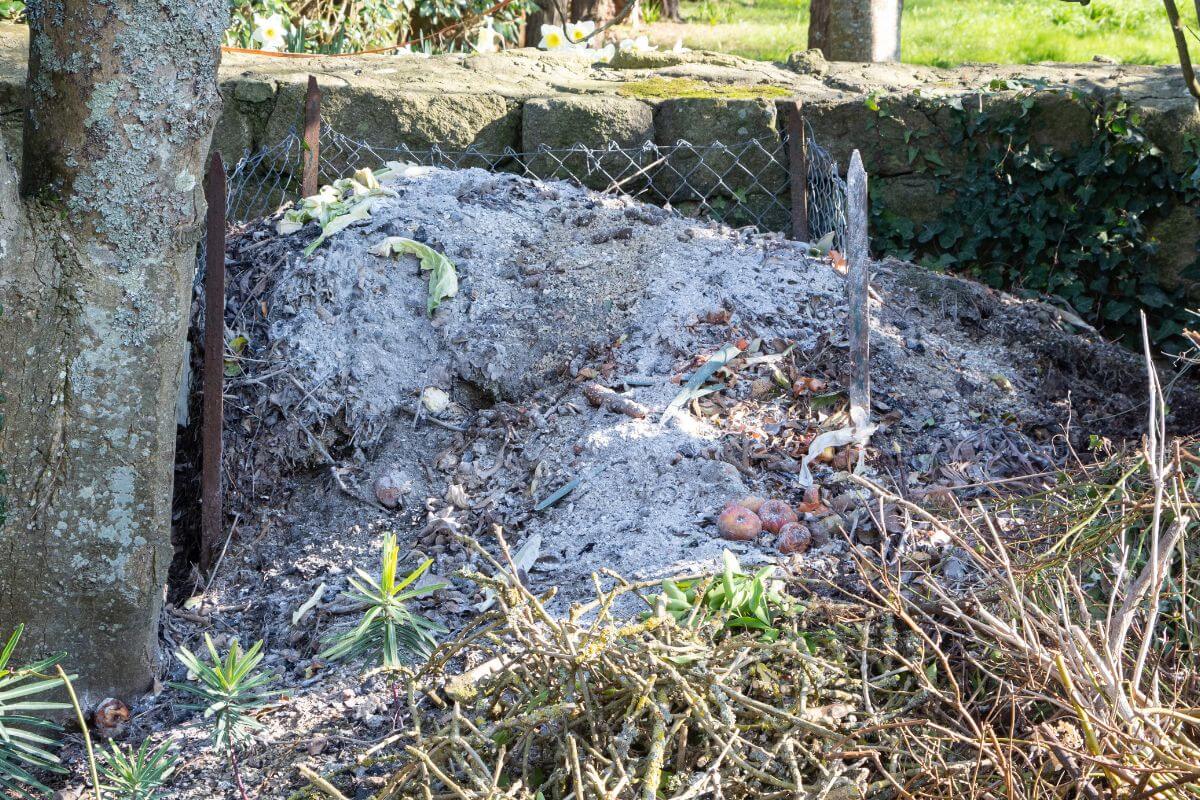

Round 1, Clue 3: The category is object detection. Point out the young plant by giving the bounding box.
[172,637,276,800]
[659,551,791,641]
[320,534,447,670]
[97,739,178,800]
[0,624,70,799]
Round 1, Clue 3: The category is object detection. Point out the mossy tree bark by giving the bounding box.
[0,0,227,704]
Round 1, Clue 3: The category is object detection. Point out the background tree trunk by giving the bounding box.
[662,0,683,23]
[823,0,902,62]
[0,0,227,704]
[571,0,617,24]
[525,0,564,45]
[808,0,832,55]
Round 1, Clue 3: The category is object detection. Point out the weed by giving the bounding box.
[319,533,446,671]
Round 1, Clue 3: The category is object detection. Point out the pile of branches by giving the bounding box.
[294,347,1200,799]
[372,534,870,800]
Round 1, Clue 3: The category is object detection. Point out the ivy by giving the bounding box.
[870,88,1200,351]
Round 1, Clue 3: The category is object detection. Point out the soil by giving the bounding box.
[51,165,1199,799]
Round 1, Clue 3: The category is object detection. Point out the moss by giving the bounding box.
[617,78,792,101]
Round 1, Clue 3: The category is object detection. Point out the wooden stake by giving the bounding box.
[201,153,226,574]
[786,101,810,242]
[302,75,322,198]
[845,150,871,432]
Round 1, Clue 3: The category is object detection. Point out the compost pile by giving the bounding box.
[211,163,1180,609]
[124,163,1200,799]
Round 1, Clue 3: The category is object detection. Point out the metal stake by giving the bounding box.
[201,153,227,574]
[787,100,810,242]
[302,75,322,198]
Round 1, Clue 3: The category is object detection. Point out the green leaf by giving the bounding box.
[661,343,743,425]
[371,237,460,314]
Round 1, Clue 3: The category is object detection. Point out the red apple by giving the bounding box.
[777,523,812,555]
[758,499,798,534]
[717,505,762,541]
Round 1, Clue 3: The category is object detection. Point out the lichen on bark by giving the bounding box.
[0,0,229,703]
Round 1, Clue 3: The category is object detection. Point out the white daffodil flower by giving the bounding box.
[538,24,567,50]
[252,13,288,52]
[595,42,616,63]
[672,37,689,53]
[564,20,596,46]
[474,16,501,53]
[630,35,657,53]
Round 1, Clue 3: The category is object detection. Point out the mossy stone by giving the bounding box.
[618,77,792,101]
[1148,203,1200,299]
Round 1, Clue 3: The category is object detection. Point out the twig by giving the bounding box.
[1163,0,1200,105]
[297,764,351,799]
[56,666,101,800]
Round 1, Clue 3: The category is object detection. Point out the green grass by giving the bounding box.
[649,0,1196,66]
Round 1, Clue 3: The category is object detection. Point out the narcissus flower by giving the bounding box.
[619,35,656,54]
[565,20,596,45]
[595,42,616,63]
[252,13,288,52]
[474,16,501,53]
[538,24,567,50]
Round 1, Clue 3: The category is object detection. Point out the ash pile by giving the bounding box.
[215,163,1195,608]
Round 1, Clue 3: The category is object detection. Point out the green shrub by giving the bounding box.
[658,550,792,640]
[97,739,178,800]
[0,625,69,799]
[871,88,1200,350]
[226,0,531,54]
[319,533,446,671]
[172,636,276,753]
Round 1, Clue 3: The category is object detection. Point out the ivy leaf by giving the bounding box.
[1137,285,1169,309]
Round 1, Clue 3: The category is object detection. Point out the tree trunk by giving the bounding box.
[0,0,227,704]
[571,0,617,24]
[525,0,564,46]
[525,0,618,44]
[808,0,831,55]
[662,0,682,23]
[824,0,902,62]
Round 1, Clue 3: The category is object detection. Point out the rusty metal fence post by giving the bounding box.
[786,100,810,242]
[201,153,227,574]
[302,75,322,198]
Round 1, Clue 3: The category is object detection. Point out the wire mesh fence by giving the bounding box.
[196,120,849,290]
[222,122,848,246]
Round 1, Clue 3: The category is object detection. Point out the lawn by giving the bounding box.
[641,0,1196,66]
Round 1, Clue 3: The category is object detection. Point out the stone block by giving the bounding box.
[654,97,785,200]
[522,95,654,190]
[264,78,520,174]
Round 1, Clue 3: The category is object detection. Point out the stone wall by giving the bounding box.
[0,23,1195,317]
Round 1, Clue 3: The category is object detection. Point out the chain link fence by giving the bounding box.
[196,122,849,288]
[220,122,848,247]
